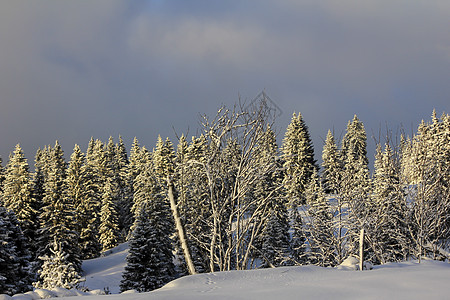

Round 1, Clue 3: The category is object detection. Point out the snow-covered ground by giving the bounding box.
[3,243,449,300]
[79,242,129,294]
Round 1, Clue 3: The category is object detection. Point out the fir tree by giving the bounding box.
[79,138,104,259]
[260,209,290,267]
[282,112,318,207]
[153,135,175,184]
[34,238,82,290]
[2,144,39,247]
[304,169,335,266]
[38,141,81,273]
[120,173,175,292]
[321,130,341,194]
[369,143,409,263]
[0,206,34,295]
[65,145,86,244]
[99,178,120,251]
[290,208,306,264]
[0,157,4,193]
[115,136,132,240]
[339,115,371,257]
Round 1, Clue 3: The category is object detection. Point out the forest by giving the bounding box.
[0,99,449,295]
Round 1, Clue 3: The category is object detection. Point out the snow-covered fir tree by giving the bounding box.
[130,146,152,222]
[252,125,290,267]
[2,144,39,247]
[37,141,82,274]
[260,209,290,267]
[321,130,341,194]
[153,135,175,183]
[65,145,86,245]
[34,238,82,290]
[99,178,120,251]
[0,206,34,295]
[180,135,211,273]
[304,169,335,266]
[79,138,104,259]
[0,157,4,193]
[368,143,409,263]
[402,111,450,261]
[115,136,132,241]
[338,115,371,256]
[120,171,175,292]
[282,112,318,207]
[290,208,306,264]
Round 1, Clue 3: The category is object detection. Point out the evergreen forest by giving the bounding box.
[0,100,449,294]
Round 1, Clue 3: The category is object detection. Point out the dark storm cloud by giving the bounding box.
[0,0,449,165]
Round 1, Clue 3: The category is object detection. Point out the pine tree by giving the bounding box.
[120,173,175,292]
[282,112,318,207]
[0,206,34,295]
[2,144,39,247]
[34,238,82,290]
[99,178,120,251]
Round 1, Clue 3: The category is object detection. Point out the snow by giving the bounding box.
[3,243,450,300]
[79,243,129,294]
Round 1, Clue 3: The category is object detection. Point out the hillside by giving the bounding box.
[76,244,450,300]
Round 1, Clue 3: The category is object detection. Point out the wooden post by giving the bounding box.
[359,228,365,271]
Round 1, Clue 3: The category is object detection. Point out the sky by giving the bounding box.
[0,0,449,167]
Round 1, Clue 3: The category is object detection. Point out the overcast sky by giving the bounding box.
[1,0,449,167]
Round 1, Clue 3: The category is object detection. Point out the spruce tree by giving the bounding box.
[65,145,85,244]
[282,112,317,207]
[99,178,120,251]
[0,157,4,193]
[0,206,34,295]
[115,136,132,240]
[35,238,82,290]
[252,125,290,266]
[369,143,409,263]
[182,135,211,273]
[120,171,175,292]
[290,208,306,264]
[339,115,371,256]
[260,209,290,267]
[305,169,335,266]
[38,141,81,273]
[321,130,341,194]
[2,144,39,247]
[79,138,104,259]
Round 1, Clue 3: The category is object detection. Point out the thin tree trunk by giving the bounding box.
[167,177,197,275]
[359,228,365,271]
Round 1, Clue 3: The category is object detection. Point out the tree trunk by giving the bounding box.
[359,228,365,271]
[167,177,197,275]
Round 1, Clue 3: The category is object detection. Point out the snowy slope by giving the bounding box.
[66,243,450,300]
[80,243,129,294]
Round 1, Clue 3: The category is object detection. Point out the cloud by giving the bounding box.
[0,0,449,162]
